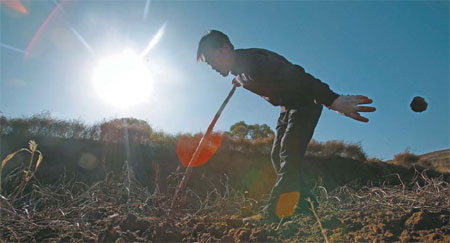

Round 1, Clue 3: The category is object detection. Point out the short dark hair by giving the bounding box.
[197,30,234,62]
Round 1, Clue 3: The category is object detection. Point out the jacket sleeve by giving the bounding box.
[288,65,340,107]
[246,52,340,107]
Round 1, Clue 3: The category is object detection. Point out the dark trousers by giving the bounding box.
[264,102,323,219]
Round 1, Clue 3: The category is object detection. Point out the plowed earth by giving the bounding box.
[1,170,449,242]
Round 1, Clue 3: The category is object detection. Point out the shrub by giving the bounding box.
[393,150,420,168]
[345,143,367,161]
[307,139,323,155]
[367,158,383,163]
[307,140,367,161]
[416,159,433,169]
[322,140,346,157]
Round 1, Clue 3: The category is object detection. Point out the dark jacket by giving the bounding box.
[230,48,340,107]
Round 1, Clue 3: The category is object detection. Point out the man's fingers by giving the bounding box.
[355,95,368,100]
[333,95,373,122]
[354,95,373,105]
[359,98,373,105]
[349,112,369,122]
[356,106,376,112]
[358,116,369,122]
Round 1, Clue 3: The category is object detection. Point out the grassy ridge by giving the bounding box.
[1,114,447,199]
[1,114,449,242]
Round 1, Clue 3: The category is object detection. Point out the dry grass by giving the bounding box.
[307,197,329,243]
[0,148,250,242]
[316,169,449,213]
[0,141,43,212]
[1,140,449,242]
[1,159,449,241]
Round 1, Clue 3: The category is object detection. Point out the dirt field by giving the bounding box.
[1,165,449,242]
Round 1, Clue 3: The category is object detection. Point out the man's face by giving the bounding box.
[204,44,233,77]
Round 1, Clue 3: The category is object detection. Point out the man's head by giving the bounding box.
[197,30,234,77]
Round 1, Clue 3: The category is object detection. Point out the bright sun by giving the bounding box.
[92,49,153,108]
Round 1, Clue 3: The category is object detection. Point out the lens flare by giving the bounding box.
[176,133,223,167]
[142,0,151,21]
[0,42,27,54]
[78,153,99,171]
[68,26,94,55]
[140,23,166,58]
[243,164,277,199]
[1,0,28,14]
[50,0,94,55]
[275,191,300,219]
[25,0,67,59]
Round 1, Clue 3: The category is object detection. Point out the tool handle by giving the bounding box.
[205,84,237,137]
[169,84,237,215]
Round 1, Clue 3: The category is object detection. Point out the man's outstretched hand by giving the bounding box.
[329,95,376,122]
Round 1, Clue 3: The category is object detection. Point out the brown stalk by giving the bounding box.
[307,197,329,243]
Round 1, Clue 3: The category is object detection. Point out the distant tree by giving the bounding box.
[100,118,153,145]
[0,115,11,135]
[150,130,177,143]
[230,121,249,139]
[248,124,274,139]
[9,118,31,137]
[28,111,53,136]
[229,121,274,140]
[87,124,101,141]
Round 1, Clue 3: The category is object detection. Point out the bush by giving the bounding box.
[367,158,383,163]
[323,140,347,157]
[307,140,367,161]
[393,150,420,168]
[100,118,153,145]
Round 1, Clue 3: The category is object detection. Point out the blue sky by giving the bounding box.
[1,0,448,160]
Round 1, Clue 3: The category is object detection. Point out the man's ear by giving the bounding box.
[222,43,231,51]
[221,43,233,57]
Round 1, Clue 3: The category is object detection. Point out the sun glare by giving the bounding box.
[92,49,153,108]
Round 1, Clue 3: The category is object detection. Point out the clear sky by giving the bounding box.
[1,0,449,160]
